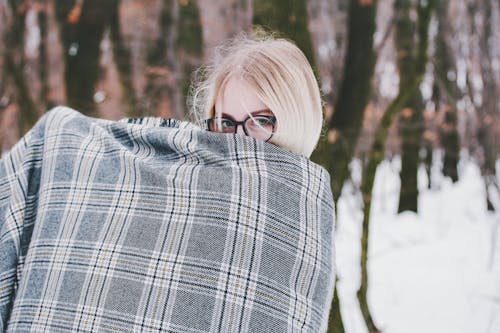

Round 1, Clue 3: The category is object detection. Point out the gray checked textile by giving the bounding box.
[0,107,335,332]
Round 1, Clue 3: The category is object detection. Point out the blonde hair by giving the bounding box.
[189,31,323,157]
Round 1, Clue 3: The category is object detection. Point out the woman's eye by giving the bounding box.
[220,119,234,128]
[252,117,272,126]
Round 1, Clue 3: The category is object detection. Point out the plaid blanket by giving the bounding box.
[0,107,335,332]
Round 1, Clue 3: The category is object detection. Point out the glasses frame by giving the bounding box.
[205,114,277,142]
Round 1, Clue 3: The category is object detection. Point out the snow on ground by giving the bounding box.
[335,155,500,333]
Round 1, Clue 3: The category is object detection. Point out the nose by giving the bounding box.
[236,125,245,135]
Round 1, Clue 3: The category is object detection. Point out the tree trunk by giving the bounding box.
[395,0,424,213]
[327,279,345,333]
[310,1,378,331]
[198,0,253,59]
[142,0,202,119]
[161,0,180,119]
[475,0,498,211]
[306,0,346,105]
[306,3,347,330]
[44,0,67,107]
[175,0,203,118]
[311,0,377,203]
[358,0,435,332]
[253,0,316,65]
[441,107,459,182]
[55,0,118,115]
[0,2,13,153]
[4,0,39,132]
[142,0,175,117]
[398,102,423,213]
[38,7,49,110]
[434,0,460,183]
[109,0,139,118]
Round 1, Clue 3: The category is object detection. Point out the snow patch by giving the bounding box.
[336,157,500,333]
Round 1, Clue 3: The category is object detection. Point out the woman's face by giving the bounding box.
[213,77,276,141]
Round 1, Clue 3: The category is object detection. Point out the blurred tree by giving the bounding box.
[306,0,347,106]
[143,0,202,119]
[311,0,377,205]
[55,1,103,112]
[3,0,39,131]
[54,0,120,115]
[395,0,424,213]
[38,4,49,109]
[108,0,139,117]
[176,0,203,117]
[474,0,498,211]
[327,287,344,333]
[197,0,253,57]
[311,0,378,331]
[44,1,67,107]
[440,105,460,181]
[434,0,460,183]
[1,1,66,151]
[253,0,315,65]
[359,0,435,331]
[142,0,177,117]
[54,0,145,118]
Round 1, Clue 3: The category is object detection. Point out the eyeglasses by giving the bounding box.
[205,114,277,142]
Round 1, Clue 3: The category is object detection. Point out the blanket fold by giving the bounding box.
[0,107,335,332]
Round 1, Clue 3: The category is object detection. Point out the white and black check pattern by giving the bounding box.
[0,107,335,332]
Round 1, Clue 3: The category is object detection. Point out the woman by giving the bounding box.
[0,32,334,332]
[190,32,324,158]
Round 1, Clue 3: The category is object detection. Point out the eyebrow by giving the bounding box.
[220,109,272,118]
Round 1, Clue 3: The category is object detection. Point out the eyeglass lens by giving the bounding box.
[208,116,275,141]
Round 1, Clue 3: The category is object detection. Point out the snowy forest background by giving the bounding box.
[0,0,499,332]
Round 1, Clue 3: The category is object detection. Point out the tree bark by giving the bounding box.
[142,0,202,119]
[311,0,377,204]
[475,0,498,211]
[44,0,67,107]
[4,0,39,131]
[176,0,203,118]
[198,0,253,59]
[434,0,460,183]
[326,279,345,333]
[395,0,424,213]
[310,1,378,331]
[109,0,139,118]
[358,0,435,332]
[306,0,347,105]
[0,2,13,153]
[38,6,49,110]
[55,0,118,115]
[253,0,316,65]
[142,0,175,117]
